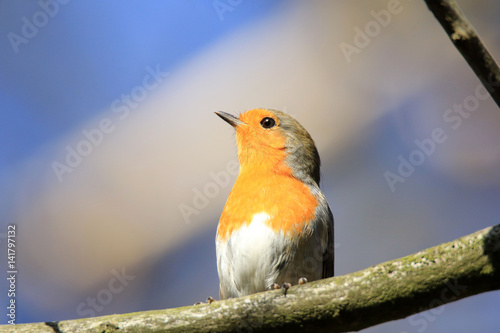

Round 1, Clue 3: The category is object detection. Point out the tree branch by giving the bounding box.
[6,224,500,333]
[424,0,500,108]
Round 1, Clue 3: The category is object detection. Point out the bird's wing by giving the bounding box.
[322,208,334,278]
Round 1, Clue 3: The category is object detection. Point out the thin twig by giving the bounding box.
[424,0,500,108]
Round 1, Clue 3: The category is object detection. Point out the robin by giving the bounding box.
[215,108,334,299]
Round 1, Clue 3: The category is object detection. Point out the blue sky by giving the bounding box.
[0,1,283,168]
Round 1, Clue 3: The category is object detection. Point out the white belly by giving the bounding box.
[216,212,326,299]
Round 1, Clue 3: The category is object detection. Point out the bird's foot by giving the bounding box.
[298,277,308,285]
[282,282,292,296]
[194,296,215,306]
[270,282,293,296]
[270,283,281,290]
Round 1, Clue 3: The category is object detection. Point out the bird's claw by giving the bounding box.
[282,282,292,296]
[270,283,281,290]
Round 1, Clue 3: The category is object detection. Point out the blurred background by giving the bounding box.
[1,0,500,331]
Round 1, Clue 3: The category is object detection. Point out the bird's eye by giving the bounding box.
[260,117,276,129]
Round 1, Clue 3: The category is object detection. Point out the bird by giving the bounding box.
[215,108,334,299]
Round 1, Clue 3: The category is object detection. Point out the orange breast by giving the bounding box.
[217,169,318,241]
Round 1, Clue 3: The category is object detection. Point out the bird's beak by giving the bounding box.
[215,111,245,128]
